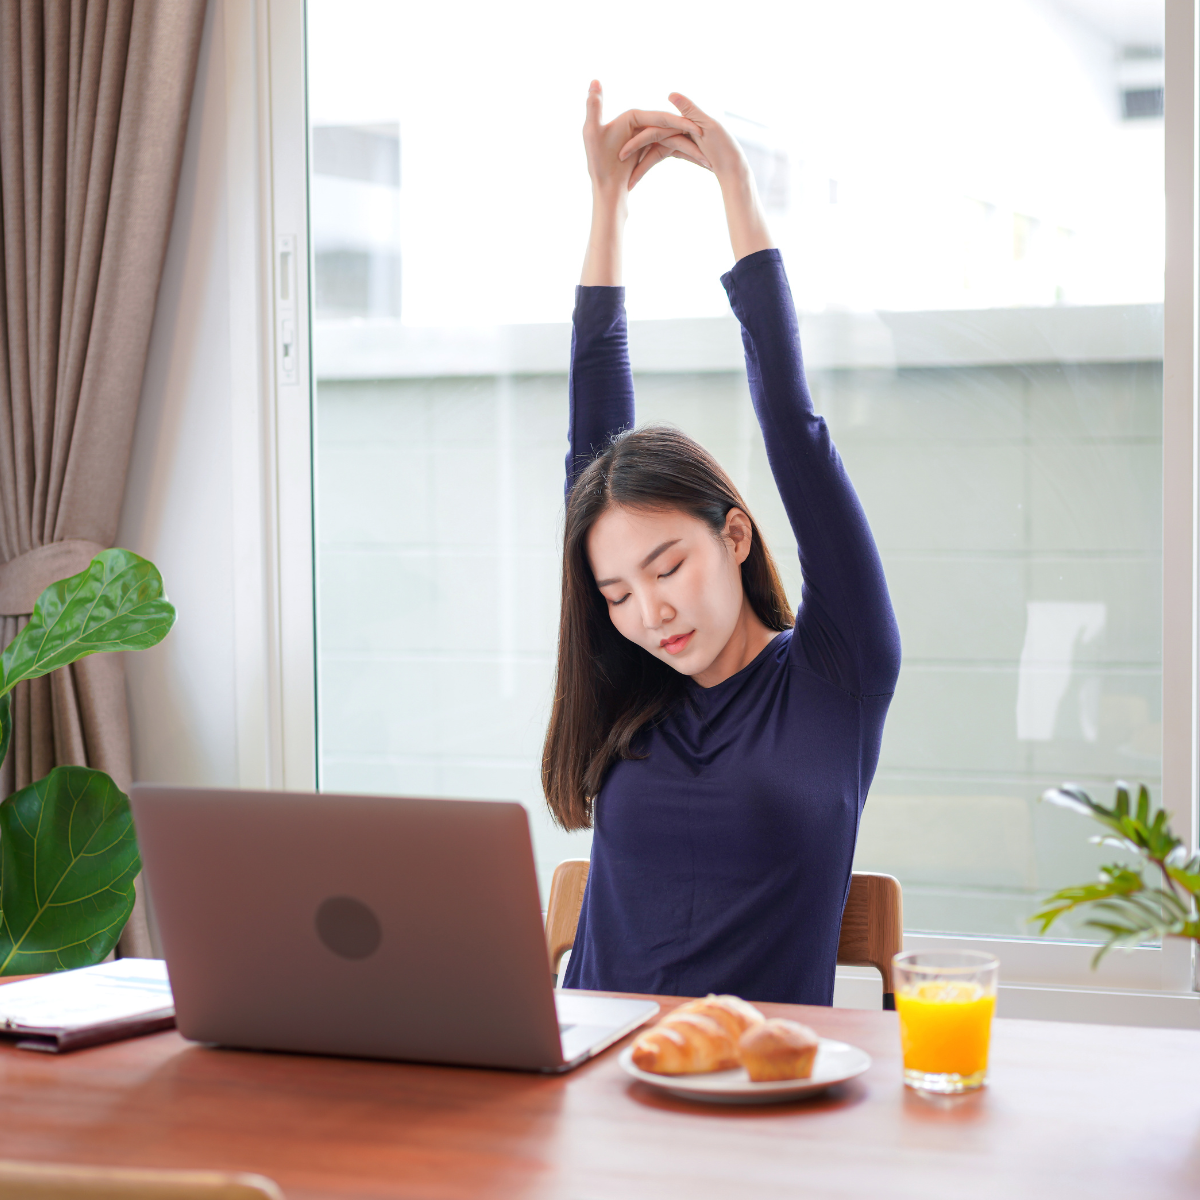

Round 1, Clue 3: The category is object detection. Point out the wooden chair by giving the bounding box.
[0,1161,284,1200]
[834,870,904,1010]
[545,861,903,1010]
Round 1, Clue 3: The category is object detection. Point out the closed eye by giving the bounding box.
[658,560,682,579]
[608,593,630,606]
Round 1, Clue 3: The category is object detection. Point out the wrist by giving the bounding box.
[591,184,629,220]
[718,168,774,262]
[581,190,626,286]
[716,162,755,199]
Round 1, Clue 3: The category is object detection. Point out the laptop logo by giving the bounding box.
[315,896,382,960]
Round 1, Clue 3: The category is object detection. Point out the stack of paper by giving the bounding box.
[0,959,175,1052]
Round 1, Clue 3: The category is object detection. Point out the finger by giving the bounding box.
[658,134,711,169]
[628,144,669,190]
[668,92,708,124]
[629,136,712,189]
[628,108,701,136]
[670,149,712,171]
[618,126,672,160]
[585,79,602,129]
[618,125,700,161]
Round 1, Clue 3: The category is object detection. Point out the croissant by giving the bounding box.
[630,1011,739,1075]
[674,994,765,1041]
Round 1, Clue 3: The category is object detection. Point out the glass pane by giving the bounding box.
[307,0,1164,938]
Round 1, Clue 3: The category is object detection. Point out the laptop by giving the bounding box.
[129,786,658,1072]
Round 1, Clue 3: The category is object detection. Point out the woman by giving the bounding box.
[542,82,901,1005]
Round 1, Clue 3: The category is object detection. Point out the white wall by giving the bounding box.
[117,0,238,788]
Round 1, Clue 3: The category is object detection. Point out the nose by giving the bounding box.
[636,587,674,632]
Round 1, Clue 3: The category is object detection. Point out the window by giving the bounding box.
[304,0,1186,989]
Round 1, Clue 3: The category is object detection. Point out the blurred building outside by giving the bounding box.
[308,0,1165,941]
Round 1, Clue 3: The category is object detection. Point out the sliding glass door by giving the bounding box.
[304,0,1175,976]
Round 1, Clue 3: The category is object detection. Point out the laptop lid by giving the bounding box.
[131,786,568,1071]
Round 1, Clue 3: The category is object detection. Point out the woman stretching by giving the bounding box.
[543,83,902,1005]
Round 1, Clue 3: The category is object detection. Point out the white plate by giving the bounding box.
[617,1039,872,1105]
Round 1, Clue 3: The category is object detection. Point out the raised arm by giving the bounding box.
[566,285,633,496]
[567,83,707,495]
[619,97,901,697]
[725,250,900,697]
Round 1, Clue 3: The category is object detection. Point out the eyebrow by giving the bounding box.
[594,539,682,588]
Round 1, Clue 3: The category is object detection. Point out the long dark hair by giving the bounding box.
[542,425,794,831]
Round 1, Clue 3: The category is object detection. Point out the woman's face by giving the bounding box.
[586,504,753,680]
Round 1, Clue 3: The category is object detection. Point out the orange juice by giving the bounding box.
[896,981,995,1078]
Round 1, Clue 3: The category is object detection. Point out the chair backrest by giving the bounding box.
[0,1161,284,1200]
[834,871,904,1009]
[546,858,590,980]
[544,861,903,1010]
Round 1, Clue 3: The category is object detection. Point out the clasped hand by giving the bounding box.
[583,80,748,196]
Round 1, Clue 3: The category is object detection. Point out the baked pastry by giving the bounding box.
[630,1012,739,1075]
[674,994,765,1041]
[738,1019,820,1082]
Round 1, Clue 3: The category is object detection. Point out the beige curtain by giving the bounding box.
[0,0,205,955]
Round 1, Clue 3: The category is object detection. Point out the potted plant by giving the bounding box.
[1034,782,1200,961]
[0,549,174,974]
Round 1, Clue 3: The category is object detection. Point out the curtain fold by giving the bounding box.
[0,0,206,956]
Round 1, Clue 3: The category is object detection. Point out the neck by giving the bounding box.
[692,599,778,688]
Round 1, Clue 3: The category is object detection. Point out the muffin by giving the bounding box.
[738,1018,820,1082]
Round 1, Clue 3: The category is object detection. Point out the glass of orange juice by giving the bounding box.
[894,950,998,1093]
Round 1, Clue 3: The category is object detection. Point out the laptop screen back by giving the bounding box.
[130,787,564,1070]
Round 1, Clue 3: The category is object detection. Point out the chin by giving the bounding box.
[659,646,713,677]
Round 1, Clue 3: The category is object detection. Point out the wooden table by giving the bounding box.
[2,992,1199,1199]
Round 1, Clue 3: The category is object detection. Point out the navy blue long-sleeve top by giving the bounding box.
[560,249,901,1005]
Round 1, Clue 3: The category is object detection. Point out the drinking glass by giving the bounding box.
[894,950,998,1093]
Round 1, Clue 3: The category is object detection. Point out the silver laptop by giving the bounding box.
[129,786,657,1072]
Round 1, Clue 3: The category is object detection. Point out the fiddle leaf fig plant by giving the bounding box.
[0,767,143,974]
[1033,782,1200,965]
[1,550,175,687]
[0,549,175,973]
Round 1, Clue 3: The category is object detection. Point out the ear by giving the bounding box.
[724,508,754,565]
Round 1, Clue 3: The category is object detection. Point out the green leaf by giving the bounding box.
[0,766,141,974]
[1041,784,1101,818]
[1115,782,1130,819]
[1070,884,1193,965]
[1135,784,1150,826]
[1031,863,1146,934]
[0,692,9,780]
[1042,781,1184,863]
[1166,863,1200,897]
[0,549,175,697]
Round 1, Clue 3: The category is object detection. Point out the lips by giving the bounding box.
[660,630,695,655]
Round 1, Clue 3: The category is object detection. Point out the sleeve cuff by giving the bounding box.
[575,283,626,303]
[720,246,783,293]
[720,248,788,322]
